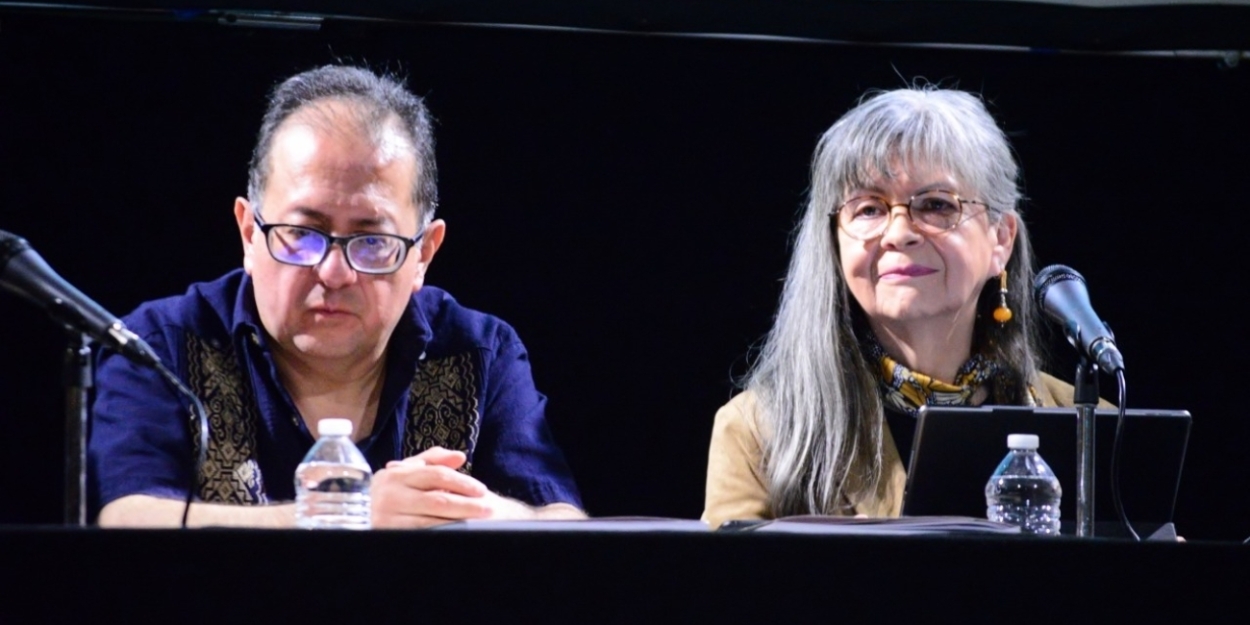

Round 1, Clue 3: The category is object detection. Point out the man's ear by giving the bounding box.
[234,198,256,275]
[411,219,446,293]
[990,212,1018,277]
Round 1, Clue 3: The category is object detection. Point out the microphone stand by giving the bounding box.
[63,332,92,526]
[1072,355,1100,538]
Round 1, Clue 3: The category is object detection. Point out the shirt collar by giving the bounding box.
[390,286,434,363]
[230,272,267,348]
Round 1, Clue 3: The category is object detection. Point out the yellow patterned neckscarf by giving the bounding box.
[865,336,1005,416]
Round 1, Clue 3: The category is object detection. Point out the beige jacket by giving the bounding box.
[701,373,1107,529]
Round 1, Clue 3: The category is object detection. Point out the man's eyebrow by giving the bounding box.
[286,207,331,222]
[286,207,392,229]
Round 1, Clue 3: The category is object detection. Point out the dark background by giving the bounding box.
[1,6,1248,540]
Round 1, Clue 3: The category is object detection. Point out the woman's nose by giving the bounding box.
[879,205,923,249]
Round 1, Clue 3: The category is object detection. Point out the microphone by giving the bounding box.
[0,230,161,368]
[1033,264,1124,373]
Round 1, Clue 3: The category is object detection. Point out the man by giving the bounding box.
[89,65,584,527]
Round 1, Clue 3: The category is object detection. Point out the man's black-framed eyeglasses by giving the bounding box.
[253,212,425,275]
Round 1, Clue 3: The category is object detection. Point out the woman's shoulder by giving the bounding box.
[1033,372,1116,408]
[712,390,764,443]
[717,390,759,418]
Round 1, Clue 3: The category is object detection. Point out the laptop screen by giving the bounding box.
[901,405,1191,533]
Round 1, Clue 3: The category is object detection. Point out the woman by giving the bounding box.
[703,86,1095,529]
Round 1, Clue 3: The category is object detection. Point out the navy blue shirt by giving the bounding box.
[88,269,581,517]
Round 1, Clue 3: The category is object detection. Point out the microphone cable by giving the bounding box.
[152,362,208,529]
[1109,368,1140,541]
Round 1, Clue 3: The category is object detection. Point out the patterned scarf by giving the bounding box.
[864,334,1036,416]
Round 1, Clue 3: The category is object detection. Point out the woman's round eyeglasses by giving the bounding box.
[831,190,990,241]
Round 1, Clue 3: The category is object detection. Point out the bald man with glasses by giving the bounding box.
[89,66,584,528]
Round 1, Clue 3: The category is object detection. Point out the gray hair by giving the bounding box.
[747,87,1043,517]
[246,65,438,223]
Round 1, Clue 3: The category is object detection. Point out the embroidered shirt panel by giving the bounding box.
[185,333,268,505]
[403,351,482,474]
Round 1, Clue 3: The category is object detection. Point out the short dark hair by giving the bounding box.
[246,65,438,222]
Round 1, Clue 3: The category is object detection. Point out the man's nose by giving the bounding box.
[316,244,358,288]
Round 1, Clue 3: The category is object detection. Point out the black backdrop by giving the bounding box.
[1,9,1248,540]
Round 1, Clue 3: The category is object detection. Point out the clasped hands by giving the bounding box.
[370,446,533,528]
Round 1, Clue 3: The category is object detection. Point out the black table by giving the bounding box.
[4,526,1247,622]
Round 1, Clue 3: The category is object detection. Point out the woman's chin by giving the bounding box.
[867,304,966,329]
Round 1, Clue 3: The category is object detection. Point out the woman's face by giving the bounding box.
[837,163,1016,335]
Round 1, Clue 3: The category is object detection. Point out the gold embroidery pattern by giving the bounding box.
[403,351,481,474]
[185,335,268,505]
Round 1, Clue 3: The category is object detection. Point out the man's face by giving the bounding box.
[234,101,444,367]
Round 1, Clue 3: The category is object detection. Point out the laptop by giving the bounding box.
[901,405,1191,537]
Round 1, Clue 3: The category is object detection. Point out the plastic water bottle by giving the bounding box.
[295,418,373,529]
[985,433,1062,535]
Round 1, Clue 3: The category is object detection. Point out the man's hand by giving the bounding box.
[371,446,582,528]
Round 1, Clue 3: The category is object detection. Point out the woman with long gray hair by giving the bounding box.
[703,87,1092,529]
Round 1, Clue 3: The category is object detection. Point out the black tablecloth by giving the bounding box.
[3,526,1246,622]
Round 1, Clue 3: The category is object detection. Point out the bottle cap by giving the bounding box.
[1007,433,1039,450]
[317,418,353,437]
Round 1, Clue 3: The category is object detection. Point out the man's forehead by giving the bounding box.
[273,100,414,165]
[260,110,421,227]
[269,120,415,181]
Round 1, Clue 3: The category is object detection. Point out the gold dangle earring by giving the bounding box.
[992,270,1013,324]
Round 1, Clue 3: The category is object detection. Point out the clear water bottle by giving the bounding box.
[985,433,1062,536]
[295,418,373,530]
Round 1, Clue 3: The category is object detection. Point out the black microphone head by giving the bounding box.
[0,230,31,267]
[1033,263,1124,373]
[1033,264,1084,306]
[0,232,163,368]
